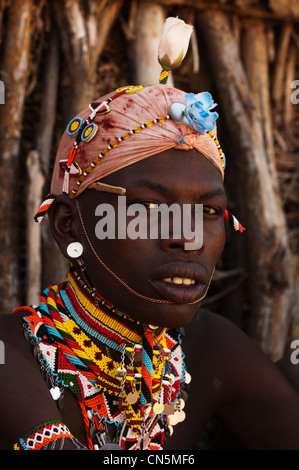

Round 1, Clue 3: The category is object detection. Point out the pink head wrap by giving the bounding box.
[51,85,224,197]
[35,84,226,222]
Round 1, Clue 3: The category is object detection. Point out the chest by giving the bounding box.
[59,363,218,451]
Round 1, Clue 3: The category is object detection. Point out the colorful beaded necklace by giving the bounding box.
[20,267,191,450]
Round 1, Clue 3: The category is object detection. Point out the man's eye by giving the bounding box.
[141,201,160,209]
[203,206,220,215]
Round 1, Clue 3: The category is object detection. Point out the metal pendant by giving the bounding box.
[153,402,164,414]
[175,410,186,423]
[50,386,64,410]
[137,433,150,450]
[176,397,185,410]
[127,392,139,405]
[168,413,179,426]
[50,386,61,401]
[115,367,127,380]
[163,403,175,415]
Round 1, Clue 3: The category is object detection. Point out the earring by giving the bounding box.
[67,242,83,259]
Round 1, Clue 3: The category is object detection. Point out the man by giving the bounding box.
[0,85,299,450]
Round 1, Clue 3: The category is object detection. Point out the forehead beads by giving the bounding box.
[207,130,226,170]
[61,86,144,195]
[69,114,171,199]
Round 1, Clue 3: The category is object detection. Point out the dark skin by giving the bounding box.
[1,149,299,450]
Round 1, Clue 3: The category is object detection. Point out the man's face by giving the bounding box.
[76,148,227,328]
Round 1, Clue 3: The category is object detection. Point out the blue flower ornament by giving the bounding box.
[170,92,219,135]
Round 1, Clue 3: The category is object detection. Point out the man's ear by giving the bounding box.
[48,194,82,260]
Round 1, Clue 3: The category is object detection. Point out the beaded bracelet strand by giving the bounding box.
[13,420,84,450]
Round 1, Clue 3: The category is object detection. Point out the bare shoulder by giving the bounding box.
[182,308,294,405]
[184,308,240,340]
[183,308,253,360]
[0,311,62,449]
[183,308,286,380]
[183,309,299,449]
[0,310,30,360]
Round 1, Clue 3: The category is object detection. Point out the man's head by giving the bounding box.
[41,84,231,327]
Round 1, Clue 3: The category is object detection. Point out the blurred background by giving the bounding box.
[0,0,298,362]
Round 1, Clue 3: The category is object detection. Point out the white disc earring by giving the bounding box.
[67,242,83,259]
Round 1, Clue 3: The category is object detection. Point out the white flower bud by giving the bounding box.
[158,17,193,71]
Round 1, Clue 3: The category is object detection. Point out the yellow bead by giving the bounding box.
[116,85,143,94]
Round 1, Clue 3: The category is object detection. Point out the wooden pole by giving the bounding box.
[53,0,124,120]
[140,0,299,22]
[242,18,293,359]
[26,151,45,305]
[0,0,34,312]
[197,10,292,360]
[24,26,69,301]
[37,0,124,289]
[272,23,293,108]
[129,2,174,87]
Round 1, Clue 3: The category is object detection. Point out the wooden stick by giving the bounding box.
[272,23,293,106]
[26,151,45,306]
[284,43,297,131]
[88,182,126,195]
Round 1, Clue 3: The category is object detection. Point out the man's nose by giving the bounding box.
[158,204,204,252]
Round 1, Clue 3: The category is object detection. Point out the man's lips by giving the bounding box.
[149,262,209,304]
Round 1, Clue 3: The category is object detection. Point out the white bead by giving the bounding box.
[66,242,83,259]
[170,103,189,124]
[50,386,61,401]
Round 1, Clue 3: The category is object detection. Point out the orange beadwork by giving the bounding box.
[21,267,188,450]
